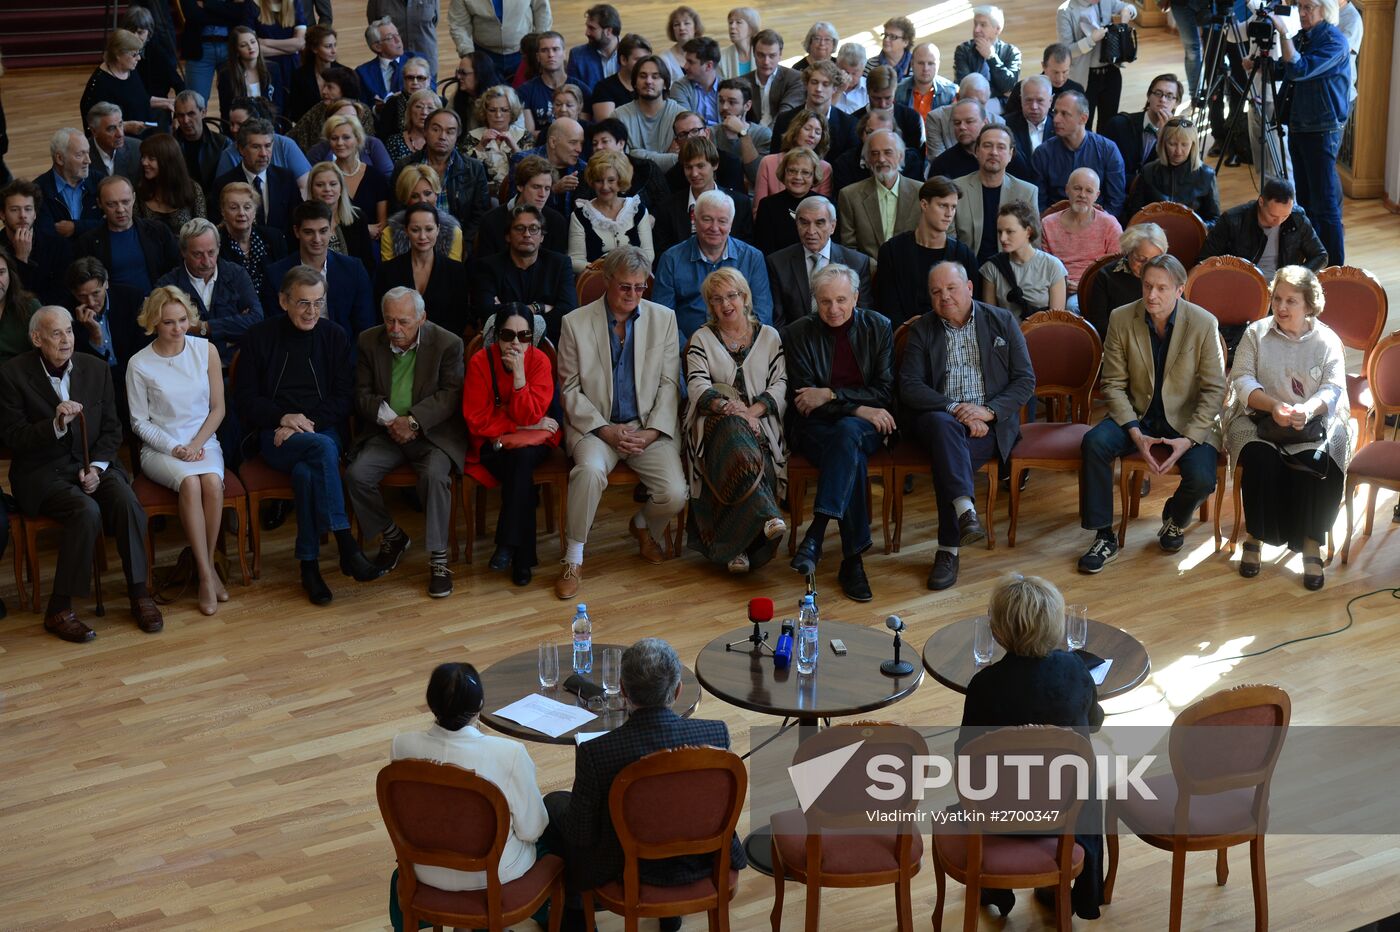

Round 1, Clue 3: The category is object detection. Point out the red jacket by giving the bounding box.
[462,343,559,486]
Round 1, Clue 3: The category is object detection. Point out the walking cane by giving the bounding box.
[76,409,105,617]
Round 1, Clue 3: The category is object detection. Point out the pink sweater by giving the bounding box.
[1042,208,1123,293]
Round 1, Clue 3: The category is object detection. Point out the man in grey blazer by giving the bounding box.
[766,195,872,325]
[745,30,806,128]
[555,247,686,599]
[154,218,262,359]
[952,125,1040,263]
[346,288,468,598]
[837,129,921,262]
[85,103,144,181]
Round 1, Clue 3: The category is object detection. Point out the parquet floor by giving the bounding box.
[1,1,1399,929]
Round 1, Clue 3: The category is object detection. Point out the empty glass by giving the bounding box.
[598,647,623,711]
[538,642,560,689]
[973,616,995,665]
[1066,605,1088,651]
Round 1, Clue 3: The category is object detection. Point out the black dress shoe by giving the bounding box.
[957,509,986,546]
[261,499,289,530]
[980,887,1016,916]
[489,545,513,571]
[790,534,822,576]
[512,562,533,586]
[301,561,333,605]
[375,533,411,571]
[659,917,683,932]
[927,550,959,590]
[341,549,389,582]
[838,556,873,602]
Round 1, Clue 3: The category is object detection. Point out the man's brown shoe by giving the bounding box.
[631,523,664,564]
[45,609,95,643]
[555,562,582,599]
[130,597,164,633]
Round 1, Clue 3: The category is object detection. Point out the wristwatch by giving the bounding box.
[738,125,748,137]
[408,416,421,434]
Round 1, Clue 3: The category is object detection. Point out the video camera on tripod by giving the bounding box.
[1246,2,1291,52]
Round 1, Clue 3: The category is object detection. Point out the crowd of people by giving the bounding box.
[0,0,1363,643]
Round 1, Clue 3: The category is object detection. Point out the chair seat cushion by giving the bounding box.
[1012,423,1091,461]
[412,854,563,918]
[1114,774,1261,836]
[771,808,924,875]
[236,456,294,493]
[933,832,1084,876]
[1348,440,1400,483]
[593,869,740,908]
[133,470,246,505]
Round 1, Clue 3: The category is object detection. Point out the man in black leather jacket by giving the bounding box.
[783,264,896,602]
[1198,177,1328,277]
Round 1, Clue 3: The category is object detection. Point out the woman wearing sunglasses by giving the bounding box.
[1123,115,1220,223]
[462,304,561,586]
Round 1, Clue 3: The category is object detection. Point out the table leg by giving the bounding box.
[742,715,819,877]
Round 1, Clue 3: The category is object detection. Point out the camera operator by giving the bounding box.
[1259,0,1350,264]
[1240,0,1300,180]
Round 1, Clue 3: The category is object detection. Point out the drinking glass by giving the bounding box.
[599,647,623,710]
[973,616,995,665]
[1066,605,1088,651]
[538,642,560,689]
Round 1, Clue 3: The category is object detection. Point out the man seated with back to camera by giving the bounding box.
[544,637,745,932]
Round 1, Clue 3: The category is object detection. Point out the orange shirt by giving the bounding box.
[911,90,935,118]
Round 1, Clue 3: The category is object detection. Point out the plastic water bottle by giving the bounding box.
[796,595,819,675]
[571,604,593,675]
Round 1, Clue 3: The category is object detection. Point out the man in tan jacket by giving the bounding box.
[555,246,686,598]
[448,0,552,78]
[1077,254,1226,573]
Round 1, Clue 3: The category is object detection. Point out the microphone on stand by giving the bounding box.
[880,614,914,676]
[726,597,776,653]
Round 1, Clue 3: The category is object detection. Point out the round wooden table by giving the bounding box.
[478,643,702,745]
[921,616,1151,700]
[695,619,923,874]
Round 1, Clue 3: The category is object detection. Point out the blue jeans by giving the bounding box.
[792,416,883,558]
[1079,418,1218,531]
[259,428,349,561]
[1173,5,1205,99]
[1289,128,1344,265]
[184,40,229,105]
[914,411,1001,547]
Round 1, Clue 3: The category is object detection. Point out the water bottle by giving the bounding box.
[571,603,593,675]
[796,595,819,675]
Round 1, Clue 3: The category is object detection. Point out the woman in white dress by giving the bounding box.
[126,286,228,616]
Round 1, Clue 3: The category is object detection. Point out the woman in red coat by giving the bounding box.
[463,304,561,586]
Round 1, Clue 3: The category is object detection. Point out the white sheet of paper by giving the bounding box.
[1090,658,1113,686]
[575,731,608,744]
[494,693,597,738]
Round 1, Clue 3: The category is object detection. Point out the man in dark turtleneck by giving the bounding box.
[234,265,387,604]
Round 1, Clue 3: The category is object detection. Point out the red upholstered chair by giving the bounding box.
[1317,266,1389,451]
[1105,684,1291,932]
[1184,257,1269,334]
[931,725,1095,932]
[1007,311,1103,546]
[1341,330,1400,563]
[1076,253,1120,317]
[576,259,654,306]
[0,447,106,615]
[889,317,994,552]
[1040,199,1070,220]
[582,747,747,932]
[376,759,565,932]
[1128,202,1208,269]
[770,722,926,931]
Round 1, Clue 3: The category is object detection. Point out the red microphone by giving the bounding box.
[748,597,774,623]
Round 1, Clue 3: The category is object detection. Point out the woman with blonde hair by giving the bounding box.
[1123,116,1221,222]
[958,571,1105,919]
[684,268,788,573]
[567,149,655,273]
[467,85,531,188]
[323,113,389,244]
[380,165,466,261]
[1225,265,1351,589]
[125,285,228,615]
[384,88,441,164]
[306,162,374,270]
[79,29,173,132]
[217,181,288,296]
[753,109,833,206]
[720,8,761,78]
[659,6,705,81]
[753,147,823,254]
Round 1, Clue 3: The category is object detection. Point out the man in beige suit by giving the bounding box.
[952,125,1039,262]
[448,0,552,77]
[837,129,920,263]
[555,246,686,598]
[1078,254,1226,573]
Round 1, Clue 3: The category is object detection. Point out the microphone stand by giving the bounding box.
[881,623,913,677]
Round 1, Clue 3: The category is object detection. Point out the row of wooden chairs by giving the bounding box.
[377,683,1290,932]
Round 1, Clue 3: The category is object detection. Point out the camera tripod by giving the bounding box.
[1192,11,1289,186]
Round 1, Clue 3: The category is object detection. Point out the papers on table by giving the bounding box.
[493,694,596,738]
[1088,658,1113,686]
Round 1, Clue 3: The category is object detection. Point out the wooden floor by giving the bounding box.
[2,2,1400,930]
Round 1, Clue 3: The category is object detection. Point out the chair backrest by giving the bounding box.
[1317,265,1388,363]
[954,725,1093,836]
[608,747,747,886]
[1364,331,1400,440]
[465,332,485,361]
[1168,684,1291,828]
[1020,310,1103,423]
[1077,252,1120,313]
[1129,202,1208,268]
[377,758,510,881]
[1041,199,1070,220]
[576,258,655,306]
[793,721,929,827]
[892,316,921,374]
[1184,256,1270,327]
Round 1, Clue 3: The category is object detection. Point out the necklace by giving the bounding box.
[719,328,748,352]
[341,159,365,177]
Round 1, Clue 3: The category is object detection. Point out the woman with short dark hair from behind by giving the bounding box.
[389,661,549,931]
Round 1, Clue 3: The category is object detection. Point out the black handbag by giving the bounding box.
[1252,411,1326,445]
[1097,1,1138,65]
